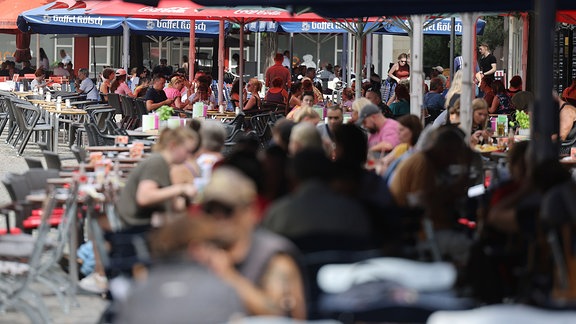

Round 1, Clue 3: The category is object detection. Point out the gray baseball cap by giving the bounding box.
[355,104,381,126]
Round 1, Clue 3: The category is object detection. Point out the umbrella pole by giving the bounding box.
[35,34,40,69]
[190,20,196,81]
[355,22,363,101]
[239,22,244,111]
[92,37,97,80]
[289,32,294,78]
[409,14,424,119]
[218,20,225,106]
[122,22,130,69]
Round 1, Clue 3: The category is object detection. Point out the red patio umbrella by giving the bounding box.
[557,10,576,25]
[14,30,32,63]
[89,0,327,108]
[0,0,53,33]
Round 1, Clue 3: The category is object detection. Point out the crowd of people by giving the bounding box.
[11,46,576,322]
[71,50,576,324]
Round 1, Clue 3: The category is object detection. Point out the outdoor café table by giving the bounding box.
[560,156,576,168]
[14,91,37,99]
[207,111,237,122]
[28,99,86,153]
[86,145,151,153]
[26,186,82,291]
[47,177,74,185]
[126,129,159,140]
[42,107,87,154]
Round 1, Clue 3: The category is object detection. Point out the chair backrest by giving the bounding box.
[106,119,129,136]
[134,99,148,126]
[120,95,135,118]
[25,168,59,191]
[70,144,86,163]
[84,122,115,146]
[13,103,40,133]
[250,112,275,136]
[89,107,116,132]
[24,158,44,170]
[107,93,123,115]
[2,172,29,202]
[42,151,62,170]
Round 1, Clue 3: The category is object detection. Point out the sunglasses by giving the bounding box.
[202,200,236,218]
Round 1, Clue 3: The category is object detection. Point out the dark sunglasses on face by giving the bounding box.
[400,60,407,63]
[202,200,236,218]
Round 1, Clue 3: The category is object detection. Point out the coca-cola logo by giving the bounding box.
[138,6,189,14]
[233,9,282,16]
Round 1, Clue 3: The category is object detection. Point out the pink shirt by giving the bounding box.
[115,82,133,96]
[368,118,400,149]
[163,87,181,100]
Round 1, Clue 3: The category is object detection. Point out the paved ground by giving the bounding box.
[0,130,108,324]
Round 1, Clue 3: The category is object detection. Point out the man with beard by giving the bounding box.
[195,167,307,319]
[356,104,400,153]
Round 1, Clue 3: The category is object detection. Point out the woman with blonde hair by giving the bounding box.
[294,107,321,124]
[164,76,188,109]
[117,126,199,229]
[445,70,463,109]
[432,70,463,127]
[243,78,262,112]
[348,97,371,124]
[470,98,492,144]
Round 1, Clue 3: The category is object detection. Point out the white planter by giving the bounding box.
[518,128,530,137]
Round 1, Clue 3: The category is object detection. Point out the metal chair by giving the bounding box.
[84,122,116,146]
[24,158,44,170]
[120,95,137,129]
[0,190,58,323]
[13,103,53,156]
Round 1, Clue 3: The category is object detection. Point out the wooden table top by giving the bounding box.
[126,130,159,137]
[86,145,151,152]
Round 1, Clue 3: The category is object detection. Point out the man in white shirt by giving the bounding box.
[60,49,72,65]
[77,68,99,101]
[282,50,291,69]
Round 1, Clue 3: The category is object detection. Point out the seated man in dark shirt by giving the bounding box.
[19,61,36,76]
[145,74,173,111]
[423,77,446,121]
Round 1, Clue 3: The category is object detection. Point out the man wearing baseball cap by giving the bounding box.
[356,104,400,153]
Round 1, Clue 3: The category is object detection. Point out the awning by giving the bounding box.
[88,0,326,23]
[17,0,124,35]
[0,0,52,34]
[378,18,486,36]
[246,18,486,35]
[126,18,228,38]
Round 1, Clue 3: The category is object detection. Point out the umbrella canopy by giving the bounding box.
[247,18,486,35]
[89,0,326,23]
[18,0,124,35]
[0,0,52,34]
[192,0,576,16]
[557,10,576,25]
[378,18,486,36]
[126,18,227,38]
[18,0,225,37]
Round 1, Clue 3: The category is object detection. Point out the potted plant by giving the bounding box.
[157,105,174,128]
[510,110,530,136]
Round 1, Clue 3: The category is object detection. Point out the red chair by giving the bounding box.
[24,74,36,80]
[49,76,63,84]
[0,76,7,82]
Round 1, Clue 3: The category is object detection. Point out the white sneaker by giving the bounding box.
[78,272,108,294]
